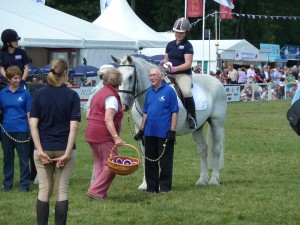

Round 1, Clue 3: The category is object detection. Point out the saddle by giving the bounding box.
[164,76,186,106]
[164,76,208,112]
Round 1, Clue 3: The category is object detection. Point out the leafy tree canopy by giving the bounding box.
[46,0,300,48]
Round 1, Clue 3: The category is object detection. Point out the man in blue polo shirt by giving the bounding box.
[134,66,179,194]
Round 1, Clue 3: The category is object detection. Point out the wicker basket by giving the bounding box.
[108,144,140,176]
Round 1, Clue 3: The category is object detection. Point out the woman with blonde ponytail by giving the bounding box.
[29,58,81,225]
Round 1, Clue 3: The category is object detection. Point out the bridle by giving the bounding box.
[118,64,150,99]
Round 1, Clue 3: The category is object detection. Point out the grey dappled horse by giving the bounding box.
[112,55,227,190]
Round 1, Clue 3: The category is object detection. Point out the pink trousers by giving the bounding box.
[87,142,117,199]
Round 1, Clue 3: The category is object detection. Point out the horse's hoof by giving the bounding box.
[208,176,220,185]
[196,177,208,186]
[138,182,147,191]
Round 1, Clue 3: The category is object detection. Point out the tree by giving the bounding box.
[45,0,300,47]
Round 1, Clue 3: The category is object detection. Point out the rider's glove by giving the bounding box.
[167,130,176,144]
[166,66,177,73]
[134,130,144,141]
[160,59,167,66]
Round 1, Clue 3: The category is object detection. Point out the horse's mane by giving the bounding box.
[130,56,155,68]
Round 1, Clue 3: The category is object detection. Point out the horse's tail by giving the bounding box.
[207,125,224,169]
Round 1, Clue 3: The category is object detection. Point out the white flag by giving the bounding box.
[100,0,112,14]
[32,0,46,4]
[213,0,234,9]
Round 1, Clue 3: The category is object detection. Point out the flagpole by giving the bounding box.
[201,0,206,74]
[184,0,187,18]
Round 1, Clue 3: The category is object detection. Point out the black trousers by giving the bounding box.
[144,136,174,193]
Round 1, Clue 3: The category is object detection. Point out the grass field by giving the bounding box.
[0,100,299,225]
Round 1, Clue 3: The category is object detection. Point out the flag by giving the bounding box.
[100,0,112,14]
[220,0,233,19]
[187,0,203,18]
[32,0,45,4]
[213,0,234,9]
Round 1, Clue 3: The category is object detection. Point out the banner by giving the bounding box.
[224,85,240,102]
[220,0,233,19]
[213,0,234,9]
[100,0,112,14]
[187,0,203,18]
[260,43,280,62]
[234,51,259,61]
[283,45,300,60]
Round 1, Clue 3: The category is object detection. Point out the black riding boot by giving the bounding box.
[36,199,49,225]
[185,97,197,129]
[55,200,68,225]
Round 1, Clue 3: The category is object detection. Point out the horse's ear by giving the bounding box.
[126,55,133,64]
[111,55,121,64]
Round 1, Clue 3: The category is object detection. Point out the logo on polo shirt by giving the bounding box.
[17,96,24,102]
[15,55,22,60]
[159,96,165,102]
[178,45,184,50]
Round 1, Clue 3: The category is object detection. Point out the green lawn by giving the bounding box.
[0,100,299,225]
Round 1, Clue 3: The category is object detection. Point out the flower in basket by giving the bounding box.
[123,159,132,165]
[116,158,123,164]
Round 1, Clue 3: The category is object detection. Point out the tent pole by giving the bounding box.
[201,0,206,74]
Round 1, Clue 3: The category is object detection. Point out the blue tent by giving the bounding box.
[28,63,40,76]
[149,55,164,65]
[73,65,99,78]
[40,64,75,75]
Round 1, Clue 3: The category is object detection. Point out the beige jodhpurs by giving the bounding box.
[34,150,76,202]
[169,74,192,98]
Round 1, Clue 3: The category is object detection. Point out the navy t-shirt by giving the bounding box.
[166,38,194,75]
[30,84,81,151]
[0,48,30,73]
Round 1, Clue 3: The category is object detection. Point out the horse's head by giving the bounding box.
[112,55,137,111]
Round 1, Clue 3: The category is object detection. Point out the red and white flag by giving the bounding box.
[187,0,203,18]
[220,0,233,19]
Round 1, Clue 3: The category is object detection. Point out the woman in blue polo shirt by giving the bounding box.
[161,17,196,129]
[0,29,30,82]
[134,66,179,193]
[0,66,31,192]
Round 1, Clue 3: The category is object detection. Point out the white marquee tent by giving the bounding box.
[0,0,138,67]
[141,37,268,72]
[93,0,169,48]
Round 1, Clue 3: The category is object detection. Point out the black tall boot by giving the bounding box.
[36,199,49,225]
[185,97,197,129]
[55,200,68,225]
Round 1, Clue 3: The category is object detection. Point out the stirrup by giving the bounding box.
[188,115,197,129]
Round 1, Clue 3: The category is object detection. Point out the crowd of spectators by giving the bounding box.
[206,64,300,101]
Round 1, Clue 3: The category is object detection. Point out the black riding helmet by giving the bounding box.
[1,29,21,44]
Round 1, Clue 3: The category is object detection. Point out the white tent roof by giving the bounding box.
[219,40,268,61]
[0,0,137,50]
[141,39,268,62]
[93,0,169,48]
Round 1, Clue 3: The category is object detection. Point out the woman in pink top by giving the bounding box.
[85,68,125,200]
[238,67,247,84]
